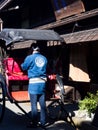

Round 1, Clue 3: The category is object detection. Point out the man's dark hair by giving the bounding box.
[31,43,40,51]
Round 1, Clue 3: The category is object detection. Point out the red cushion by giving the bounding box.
[4,57,28,80]
[4,57,22,73]
[8,74,28,80]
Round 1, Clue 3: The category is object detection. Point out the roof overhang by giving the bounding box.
[62,27,98,44]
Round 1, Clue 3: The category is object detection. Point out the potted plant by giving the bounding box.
[78,91,98,118]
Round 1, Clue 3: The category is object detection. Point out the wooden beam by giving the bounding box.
[35,8,98,30]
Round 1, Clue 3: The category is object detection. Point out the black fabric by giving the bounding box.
[0,28,63,46]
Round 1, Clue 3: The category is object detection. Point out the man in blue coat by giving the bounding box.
[21,43,48,127]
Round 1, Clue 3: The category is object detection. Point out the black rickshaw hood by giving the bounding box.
[0,28,64,46]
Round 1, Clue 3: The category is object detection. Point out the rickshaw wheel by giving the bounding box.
[0,82,5,122]
[47,74,65,120]
[47,99,62,120]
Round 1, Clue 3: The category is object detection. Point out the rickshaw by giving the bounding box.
[0,28,76,129]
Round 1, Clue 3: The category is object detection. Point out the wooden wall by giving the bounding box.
[69,44,90,82]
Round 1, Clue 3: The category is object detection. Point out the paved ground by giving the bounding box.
[0,99,78,130]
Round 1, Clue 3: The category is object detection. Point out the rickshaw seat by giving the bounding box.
[4,57,28,80]
[4,57,29,102]
[11,91,29,101]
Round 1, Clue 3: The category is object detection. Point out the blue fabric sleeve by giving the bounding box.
[21,56,32,71]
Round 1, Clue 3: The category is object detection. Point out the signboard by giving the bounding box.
[51,0,85,20]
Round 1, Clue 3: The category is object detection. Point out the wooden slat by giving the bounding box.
[61,28,98,44]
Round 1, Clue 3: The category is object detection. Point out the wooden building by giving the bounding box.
[0,0,98,99]
[34,1,98,99]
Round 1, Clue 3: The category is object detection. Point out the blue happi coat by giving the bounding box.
[21,52,48,94]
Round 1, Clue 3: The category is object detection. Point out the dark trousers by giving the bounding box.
[30,93,46,125]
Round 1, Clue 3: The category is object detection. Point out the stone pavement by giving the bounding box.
[0,100,77,130]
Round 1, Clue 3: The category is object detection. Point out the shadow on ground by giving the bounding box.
[0,101,78,130]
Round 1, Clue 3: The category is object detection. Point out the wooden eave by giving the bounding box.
[35,8,98,30]
[61,27,98,44]
[11,27,98,49]
[7,40,33,50]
